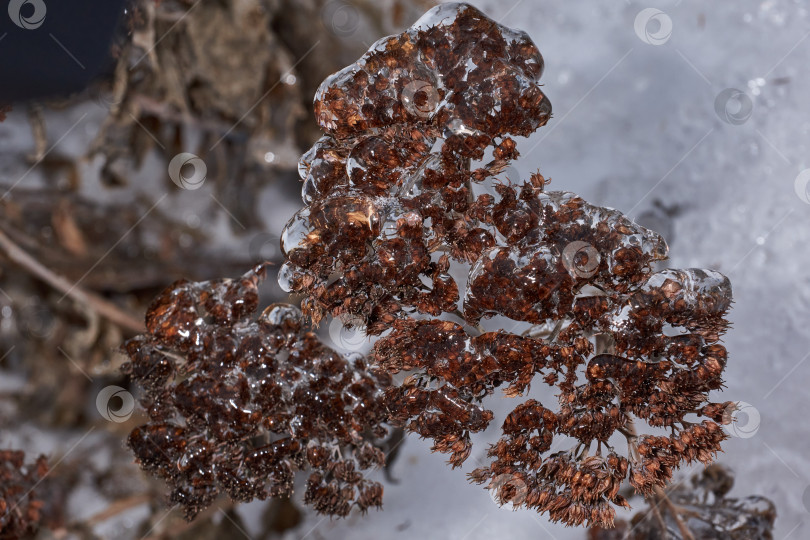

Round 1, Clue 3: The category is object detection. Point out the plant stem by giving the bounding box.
[623,415,696,540]
[0,227,144,333]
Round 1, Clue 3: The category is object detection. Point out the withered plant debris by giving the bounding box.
[588,465,777,539]
[279,2,735,528]
[120,0,741,532]
[85,0,435,226]
[1,0,440,538]
[122,264,391,520]
[2,0,434,306]
[0,450,54,538]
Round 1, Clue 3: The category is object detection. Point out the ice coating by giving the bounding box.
[637,268,733,318]
[277,1,736,529]
[464,243,574,324]
[298,135,351,204]
[281,2,557,326]
[281,196,381,269]
[313,2,550,140]
[122,265,391,520]
[464,190,671,324]
[616,465,776,539]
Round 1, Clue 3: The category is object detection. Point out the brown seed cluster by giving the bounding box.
[280,2,735,529]
[122,264,391,519]
[280,2,550,329]
[590,465,777,539]
[0,450,50,538]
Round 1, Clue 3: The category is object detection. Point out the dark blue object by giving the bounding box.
[0,0,127,101]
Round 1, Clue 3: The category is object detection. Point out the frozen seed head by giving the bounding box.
[122,264,390,520]
[593,465,776,538]
[279,1,735,528]
[313,2,550,139]
[127,2,737,529]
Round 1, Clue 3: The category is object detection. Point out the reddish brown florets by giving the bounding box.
[122,265,391,519]
[125,2,737,530]
[589,465,777,539]
[279,2,735,528]
[281,2,551,329]
[0,450,51,538]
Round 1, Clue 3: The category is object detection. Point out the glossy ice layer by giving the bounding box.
[313,2,550,139]
[123,265,391,519]
[276,1,735,529]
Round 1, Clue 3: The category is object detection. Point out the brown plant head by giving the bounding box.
[122,264,391,520]
[125,2,735,529]
[590,465,776,539]
[280,2,735,528]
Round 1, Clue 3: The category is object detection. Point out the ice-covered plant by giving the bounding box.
[124,2,735,530]
[281,2,734,528]
[123,265,390,519]
[589,465,776,539]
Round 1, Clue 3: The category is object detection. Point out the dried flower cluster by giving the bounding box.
[279,1,735,528]
[0,450,50,538]
[280,1,550,326]
[589,465,776,539]
[122,1,736,529]
[122,264,391,519]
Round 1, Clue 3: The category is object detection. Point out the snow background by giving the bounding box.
[1,0,808,538]
[291,1,810,539]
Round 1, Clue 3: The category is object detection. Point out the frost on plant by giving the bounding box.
[281,2,734,528]
[125,1,736,530]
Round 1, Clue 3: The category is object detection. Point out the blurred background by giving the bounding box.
[0,0,808,538]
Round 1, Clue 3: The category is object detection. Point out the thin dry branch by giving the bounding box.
[0,227,144,333]
[80,494,152,527]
